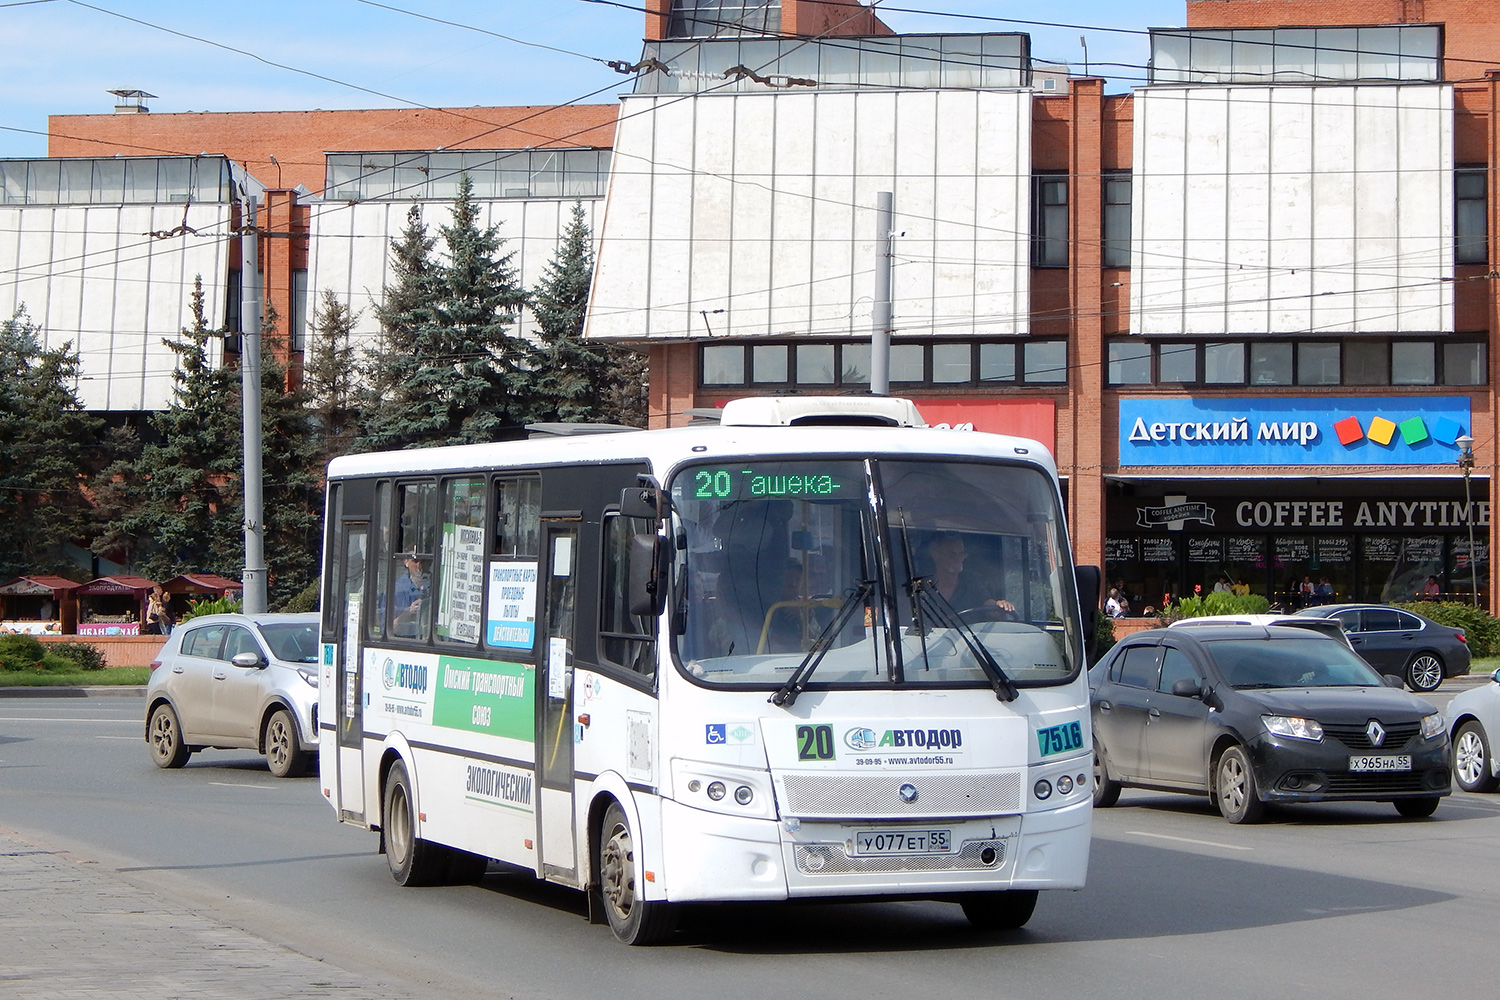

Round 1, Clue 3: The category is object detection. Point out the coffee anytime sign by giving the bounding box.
[1135,498,1489,531]
[1119,397,1472,467]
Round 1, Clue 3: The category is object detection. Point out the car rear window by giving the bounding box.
[1207,638,1381,688]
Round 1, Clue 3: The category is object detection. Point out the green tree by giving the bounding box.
[92,279,243,580]
[258,303,323,607]
[303,288,361,470]
[0,309,105,579]
[359,175,534,450]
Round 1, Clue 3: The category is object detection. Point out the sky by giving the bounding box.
[0,0,1190,159]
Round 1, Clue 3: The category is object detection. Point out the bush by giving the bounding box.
[0,633,47,670]
[278,577,320,614]
[1091,612,1118,664]
[180,595,243,622]
[1393,601,1500,659]
[1162,591,1271,622]
[44,641,108,672]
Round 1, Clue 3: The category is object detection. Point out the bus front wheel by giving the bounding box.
[959,889,1038,930]
[598,802,676,945]
[383,762,449,887]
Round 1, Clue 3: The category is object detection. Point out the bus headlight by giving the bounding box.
[734,785,754,805]
[707,781,726,801]
[670,760,777,820]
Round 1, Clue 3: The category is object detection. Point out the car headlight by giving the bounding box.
[297,667,318,687]
[1422,713,1444,740]
[1263,715,1324,741]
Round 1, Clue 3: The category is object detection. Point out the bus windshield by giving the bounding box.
[671,457,1081,690]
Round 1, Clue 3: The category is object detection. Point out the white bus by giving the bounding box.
[319,396,1099,944]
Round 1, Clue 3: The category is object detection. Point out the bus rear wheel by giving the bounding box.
[960,890,1039,930]
[598,802,676,945]
[383,762,449,887]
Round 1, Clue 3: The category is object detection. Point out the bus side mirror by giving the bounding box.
[629,533,671,618]
[620,487,662,520]
[1075,564,1102,658]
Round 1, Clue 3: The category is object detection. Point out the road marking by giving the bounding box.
[1127,830,1253,851]
[209,781,276,790]
[97,735,139,740]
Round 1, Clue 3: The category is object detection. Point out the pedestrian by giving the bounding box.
[145,585,170,635]
[1105,588,1125,618]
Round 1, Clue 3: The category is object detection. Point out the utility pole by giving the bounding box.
[240,193,268,613]
[871,191,894,395]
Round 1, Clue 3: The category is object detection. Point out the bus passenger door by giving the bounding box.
[327,523,368,822]
[538,524,579,881]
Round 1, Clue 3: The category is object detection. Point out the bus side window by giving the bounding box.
[600,513,655,678]
[388,481,437,641]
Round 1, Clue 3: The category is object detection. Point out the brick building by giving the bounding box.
[2,0,1495,609]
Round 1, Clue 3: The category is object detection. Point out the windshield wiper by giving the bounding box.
[769,581,873,708]
[908,581,1020,702]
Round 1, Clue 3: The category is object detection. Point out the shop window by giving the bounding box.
[890,344,924,383]
[932,343,971,383]
[1024,341,1067,383]
[842,343,871,384]
[979,342,1017,383]
[1204,342,1245,384]
[751,344,787,383]
[1392,342,1436,385]
[1444,342,1486,386]
[1159,342,1197,383]
[1107,341,1151,384]
[1297,342,1340,385]
[1344,340,1388,385]
[1102,173,1132,268]
[1032,174,1069,268]
[702,344,745,385]
[1456,167,1488,266]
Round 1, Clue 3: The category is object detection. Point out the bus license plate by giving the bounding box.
[1349,755,1411,772]
[853,830,951,855]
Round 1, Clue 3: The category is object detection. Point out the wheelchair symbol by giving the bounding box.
[706,724,726,744]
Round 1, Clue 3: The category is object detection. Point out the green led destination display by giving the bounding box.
[690,466,853,500]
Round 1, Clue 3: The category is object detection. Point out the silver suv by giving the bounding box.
[145,613,321,777]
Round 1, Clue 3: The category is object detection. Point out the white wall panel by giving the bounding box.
[588,90,1032,342]
[0,201,228,410]
[1133,84,1453,336]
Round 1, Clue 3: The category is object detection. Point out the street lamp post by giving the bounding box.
[1456,433,1479,607]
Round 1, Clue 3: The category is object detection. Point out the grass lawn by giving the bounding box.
[0,667,151,687]
[1469,657,1500,677]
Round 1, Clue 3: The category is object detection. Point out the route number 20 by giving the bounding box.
[797,724,836,761]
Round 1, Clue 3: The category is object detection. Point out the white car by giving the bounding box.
[1448,669,1500,792]
[1166,614,1352,648]
[144,613,321,777]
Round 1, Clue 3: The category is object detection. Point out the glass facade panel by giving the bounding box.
[1159,342,1198,382]
[702,345,745,385]
[1151,25,1436,84]
[359,153,397,200]
[890,344,924,382]
[1108,341,1151,384]
[979,343,1017,383]
[932,343,971,383]
[1024,341,1067,383]
[751,344,787,383]
[27,160,62,203]
[58,160,92,202]
[1391,342,1436,385]
[1297,342,1340,385]
[427,153,466,200]
[91,159,125,204]
[1204,342,1245,384]
[1250,342,1293,386]
[1344,340,1388,385]
[842,343,871,384]
[1444,342,1486,386]
[1456,167,1488,266]
[797,344,836,384]
[1102,175,1132,268]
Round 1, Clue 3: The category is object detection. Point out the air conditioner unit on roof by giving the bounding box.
[717,396,927,428]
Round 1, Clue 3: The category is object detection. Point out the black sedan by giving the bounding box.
[1291,604,1471,692]
[1090,625,1450,823]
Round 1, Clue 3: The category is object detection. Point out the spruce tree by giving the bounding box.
[0,309,105,579]
[532,202,647,427]
[304,289,361,469]
[257,302,323,607]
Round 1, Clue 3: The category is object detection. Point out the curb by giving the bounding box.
[0,685,146,698]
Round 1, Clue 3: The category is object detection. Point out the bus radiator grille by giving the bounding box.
[794,839,1007,875]
[780,772,1023,818]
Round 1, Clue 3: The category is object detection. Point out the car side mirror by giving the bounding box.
[1170,678,1202,699]
[1382,674,1404,688]
[1491,668,1500,685]
[231,651,267,669]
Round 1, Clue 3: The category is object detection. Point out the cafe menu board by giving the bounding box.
[1226,537,1264,565]
[1316,537,1352,564]
[1402,536,1443,562]
[1275,537,1312,562]
[1187,537,1223,563]
[1141,537,1177,564]
[1363,536,1401,562]
[1105,537,1137,563]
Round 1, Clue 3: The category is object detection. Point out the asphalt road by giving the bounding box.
[2,692,1498,1000]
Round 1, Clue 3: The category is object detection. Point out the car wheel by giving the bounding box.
[148,703,191,769]
[1093,740,1121,808]
[264,708,308,778]
[960,890,1039,930]
[1394,796,1441,818]
[383,761,450,887]
[598,801,676,945]
[1454,720,1500,793]
[1214,746,1264,824]
[1405,653,1444,693]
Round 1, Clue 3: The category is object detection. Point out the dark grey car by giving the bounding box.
[1090,625,1450,823]
[1291,604,1471,692]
